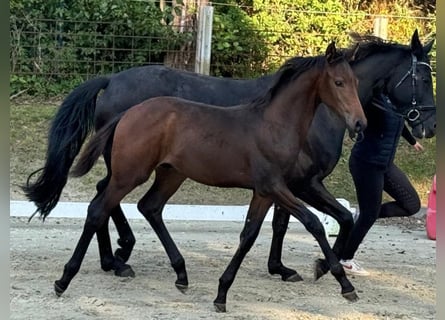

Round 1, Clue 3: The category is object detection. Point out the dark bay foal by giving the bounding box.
[55,42,366,312]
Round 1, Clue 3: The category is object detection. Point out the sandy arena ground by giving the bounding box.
[10,215,436,320]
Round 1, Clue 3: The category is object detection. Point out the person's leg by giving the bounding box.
[378,163,421,218]
[341,156,384,262]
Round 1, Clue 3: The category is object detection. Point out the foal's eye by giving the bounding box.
[334,80,344,87]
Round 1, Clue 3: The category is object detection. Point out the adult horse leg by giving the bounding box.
[137,166,189,292]
[268,207,303,282]
[94,173,136,277]
[111,207,136,264]
[298,185,355,279]
[214,192,273,312]
[270,183,358,302]
[96,211,136,278]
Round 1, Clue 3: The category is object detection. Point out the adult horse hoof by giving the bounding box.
[284,273,303,282]
[54,280,66,297]
[313,258,329,281]
[214,302,226,313]
[342,290,359,302]
[114,264,135,278]
[175,282,188,294]
[101,264,112,272]
[269,264,301,282]
[114,248,130,263]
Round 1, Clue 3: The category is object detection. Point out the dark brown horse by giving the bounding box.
[54,42,366,311]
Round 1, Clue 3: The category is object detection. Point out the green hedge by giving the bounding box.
[10,0,436,97]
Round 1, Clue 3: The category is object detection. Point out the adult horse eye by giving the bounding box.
[335,80,344,87]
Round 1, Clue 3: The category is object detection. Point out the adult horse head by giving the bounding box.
[268,30,436,282]
[350,29,435,138]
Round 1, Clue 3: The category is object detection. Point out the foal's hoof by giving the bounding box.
[175,282,188,294]
[214,302,227,313]
[54,280,66,297]
[314,258,329,281]
[114,264,135,278]
[342,290,359,302]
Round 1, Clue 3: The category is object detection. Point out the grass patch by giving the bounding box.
[10,104,436,207]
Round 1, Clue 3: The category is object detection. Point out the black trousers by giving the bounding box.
[341,155,421,260]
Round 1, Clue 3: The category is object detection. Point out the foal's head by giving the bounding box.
[318,42,367,136]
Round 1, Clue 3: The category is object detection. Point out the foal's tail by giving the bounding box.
[70,116,121,178]
[22,77,110,220]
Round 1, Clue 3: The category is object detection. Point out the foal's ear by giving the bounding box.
[325,41,337,64]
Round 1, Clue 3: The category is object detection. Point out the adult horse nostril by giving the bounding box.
[355,121,363,133]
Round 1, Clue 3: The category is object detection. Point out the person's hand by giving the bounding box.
[413,142,424,152]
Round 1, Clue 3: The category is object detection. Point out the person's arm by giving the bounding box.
[402,125,424,151]
[402,125,416,145]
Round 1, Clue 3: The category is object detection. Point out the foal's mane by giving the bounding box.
[345,33,409,62]
[248,55,327,110]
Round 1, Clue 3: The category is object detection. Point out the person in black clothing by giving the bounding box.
[339,94,424,276]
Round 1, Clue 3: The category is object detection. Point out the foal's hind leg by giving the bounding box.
[137,166,188,292]
[268,206,303,282]
[214,192,273,312]
[54,189,122,296]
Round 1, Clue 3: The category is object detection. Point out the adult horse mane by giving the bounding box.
[348,33,403,59]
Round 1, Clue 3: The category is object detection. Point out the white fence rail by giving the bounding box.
[10,199,356,236]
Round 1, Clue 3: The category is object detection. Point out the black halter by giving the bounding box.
[392,53,435,123]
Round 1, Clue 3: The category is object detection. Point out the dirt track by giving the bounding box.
[10,216,436,320]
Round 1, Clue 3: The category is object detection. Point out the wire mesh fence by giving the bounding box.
[9,2,436,97]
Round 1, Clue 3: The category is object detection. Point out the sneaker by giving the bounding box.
[340,259,370,276]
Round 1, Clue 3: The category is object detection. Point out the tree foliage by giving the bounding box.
[10,0,188,96]
[10,0,436,97]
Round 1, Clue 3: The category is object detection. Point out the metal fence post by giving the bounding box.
[195,5,214,75]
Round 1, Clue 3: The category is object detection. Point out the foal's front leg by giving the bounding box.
[272,184,358,302]
[214,193,273,312]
